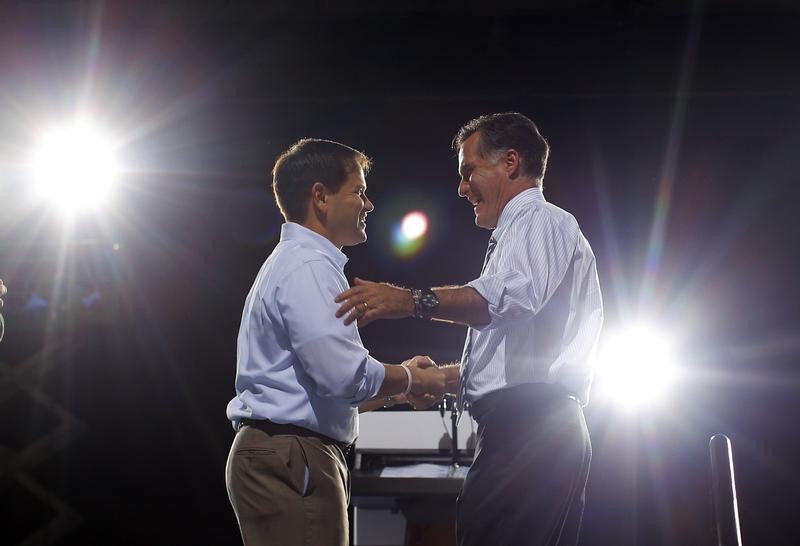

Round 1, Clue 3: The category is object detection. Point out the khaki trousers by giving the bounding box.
[226,425,350,546]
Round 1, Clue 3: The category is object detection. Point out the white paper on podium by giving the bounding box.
[379,463,470,479]
[358,411,478,451]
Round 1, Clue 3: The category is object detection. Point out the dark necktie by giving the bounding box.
[457,236,497,415]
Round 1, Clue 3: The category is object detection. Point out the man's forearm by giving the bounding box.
[375,364,413,398]
[429,286,491,327]
[335,278,490,328]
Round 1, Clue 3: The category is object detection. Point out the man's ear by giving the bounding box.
[311,181,329,211]
[504,149,523,179]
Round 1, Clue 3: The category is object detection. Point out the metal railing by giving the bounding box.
[709,434,743,546]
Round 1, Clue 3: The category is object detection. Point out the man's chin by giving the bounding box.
[345,231,368,247]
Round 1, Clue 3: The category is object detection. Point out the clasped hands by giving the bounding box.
[397,355,447,410]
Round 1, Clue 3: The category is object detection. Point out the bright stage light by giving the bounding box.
[30,122,119,213]
[594,323,679,409]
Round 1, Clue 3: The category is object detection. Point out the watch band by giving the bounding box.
[411,288,424,319]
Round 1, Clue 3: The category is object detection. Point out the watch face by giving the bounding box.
[421,291,439,310]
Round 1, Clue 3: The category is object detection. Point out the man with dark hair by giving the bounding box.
[226,138,447,546]
[271,138,374,223]
[335,113,603,546]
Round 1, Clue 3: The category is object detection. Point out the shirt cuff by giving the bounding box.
[359,355,386,404]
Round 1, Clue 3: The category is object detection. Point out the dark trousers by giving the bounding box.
[457,383,592,546]
[226,424,350,546]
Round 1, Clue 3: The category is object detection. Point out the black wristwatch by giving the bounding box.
[411,288,439,319]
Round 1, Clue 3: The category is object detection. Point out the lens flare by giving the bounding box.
[401,211,428,240]
[392,211,429,258]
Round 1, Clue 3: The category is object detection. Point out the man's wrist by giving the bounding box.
[401,363,413,395]
[410,287,439,319]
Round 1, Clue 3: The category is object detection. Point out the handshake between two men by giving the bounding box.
[335,277,463,412]
[395,355,460,411]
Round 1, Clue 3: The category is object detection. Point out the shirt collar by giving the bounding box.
[493,186,546,239]
[280,222,349,269]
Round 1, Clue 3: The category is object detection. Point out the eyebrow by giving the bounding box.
[459,163,474,178]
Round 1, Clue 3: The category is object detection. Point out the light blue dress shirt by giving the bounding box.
[464,187,604,405]
[226,222,386,443]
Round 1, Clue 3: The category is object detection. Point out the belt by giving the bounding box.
[239,418,352,456]
[469,382,578,425]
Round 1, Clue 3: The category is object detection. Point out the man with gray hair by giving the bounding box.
[335,113,603,545]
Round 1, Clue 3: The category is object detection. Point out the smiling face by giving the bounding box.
[457,132,513,229]
[325,167,374,248]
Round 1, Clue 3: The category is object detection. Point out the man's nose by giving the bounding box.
[458,178,469,197]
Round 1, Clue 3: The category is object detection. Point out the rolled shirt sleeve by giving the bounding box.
[276,259,385,406]
[468,209,578,330]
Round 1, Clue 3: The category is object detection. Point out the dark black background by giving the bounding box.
[1,1,799,544]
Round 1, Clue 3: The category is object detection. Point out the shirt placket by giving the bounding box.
[456,236,497,419]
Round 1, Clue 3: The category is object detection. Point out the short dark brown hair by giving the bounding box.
[453,112,550,185]
[272,138,371,223]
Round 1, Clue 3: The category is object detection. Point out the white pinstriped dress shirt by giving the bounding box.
[464,187,604,406]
